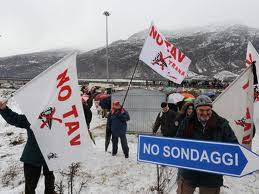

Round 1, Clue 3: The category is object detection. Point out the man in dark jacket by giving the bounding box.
[106,100,130,158]
[0,101,55,194]
[99,95,111,118]
[176,95,238,194]
[153,102,177,137]
[81,85,94,129]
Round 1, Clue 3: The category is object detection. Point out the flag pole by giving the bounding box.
[156,164,160,192]
[121,59,139,108]
[252,61,258,85]
[252,33,258,85]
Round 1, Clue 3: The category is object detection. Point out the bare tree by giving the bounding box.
[55,162,93,194]
[151,165,178,193]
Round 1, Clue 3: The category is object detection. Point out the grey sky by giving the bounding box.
[0,0,259,57]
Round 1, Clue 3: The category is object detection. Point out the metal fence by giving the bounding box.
[112,88,166,133]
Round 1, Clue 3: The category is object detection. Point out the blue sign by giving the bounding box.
[137,135,259,177]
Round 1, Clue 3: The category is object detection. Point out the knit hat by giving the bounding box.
[112,100,121,109]
[194,95,212,109]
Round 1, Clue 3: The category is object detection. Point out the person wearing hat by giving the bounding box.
[176,95,238,194]
[153,102,177,137]
[106,100,130,158]
[81,85,94,129]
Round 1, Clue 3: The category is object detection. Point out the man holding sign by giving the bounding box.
[0,100,55,194]
[176,95,238,194]
[0,52,93,193]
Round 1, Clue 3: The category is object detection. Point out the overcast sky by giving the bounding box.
[0,0,259,57]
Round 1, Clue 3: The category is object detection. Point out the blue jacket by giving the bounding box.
[100,96,111,110]
[0,107,46,166]
[107,110,130,137]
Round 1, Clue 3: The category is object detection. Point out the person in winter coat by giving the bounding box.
[175,102,195,181]
[0,100,55,194]
[174,102,194,130]
[153,102,177,137]
[81,85,94,129]
[82,100,92,129]
[106,100,130,158]
[176,95,238,194]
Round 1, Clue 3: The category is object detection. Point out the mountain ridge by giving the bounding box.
[0,24,258,81]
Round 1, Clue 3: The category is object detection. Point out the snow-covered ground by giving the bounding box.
[1,89,259,193]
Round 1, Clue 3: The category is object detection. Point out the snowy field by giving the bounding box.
[1,89,259,193]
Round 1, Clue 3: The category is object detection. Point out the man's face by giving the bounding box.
[196,106,212,122]
[114,106,121,113]
[162,105,169,112]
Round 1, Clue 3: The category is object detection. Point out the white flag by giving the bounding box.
[213,47,255,148]
[247,42,259,142]
[139,23,191,84]
[12,52,92,170]
[246,42,259,68]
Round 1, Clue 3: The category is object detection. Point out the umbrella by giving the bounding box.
[99,94,110,100]
[105,126,112,151]
[184,97,195,102]
[181,92,195,99]
[94,93,102,101]
[167,93,184,104]
[94,93,110,101]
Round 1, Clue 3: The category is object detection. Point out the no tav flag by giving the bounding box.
[213,67,254,149]
[247,42,259,143]
[12,52,93,170]
[213,42,259,149]
[139,23,191,84]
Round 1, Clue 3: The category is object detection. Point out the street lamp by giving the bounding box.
[103,11,110,82]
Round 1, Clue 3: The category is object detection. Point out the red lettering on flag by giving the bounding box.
[246,53,253,66]
[242,134,251,144]
[244,108,252,131]
[156,34,163,46]
[242,81,249,90]
[66,121,80,136]
[63,105,78,118]
[58,85,72,101]
[178,51,185,63]
[164,40,171,51]
[170,47,177,60]
[149,25,157,39]
[56,69,70,88]
[70,134,81,146]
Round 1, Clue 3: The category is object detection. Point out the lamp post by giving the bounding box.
[103,11,110,82]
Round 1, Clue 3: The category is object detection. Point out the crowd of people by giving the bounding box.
[147,79,230,90]
[152,94,238,194]
[0,82,239,194]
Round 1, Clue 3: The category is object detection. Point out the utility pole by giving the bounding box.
[103,11,111,82]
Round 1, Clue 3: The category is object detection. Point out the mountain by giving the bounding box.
[0,50,71,79]
[1,24,259,80]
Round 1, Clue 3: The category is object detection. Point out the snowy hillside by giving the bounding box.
[1,88,259,193]
[0,24,259,81]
